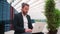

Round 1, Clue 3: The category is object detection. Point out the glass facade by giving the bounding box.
[0,0,11,32]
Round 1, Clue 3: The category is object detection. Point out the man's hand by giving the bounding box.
[25,29,32,32]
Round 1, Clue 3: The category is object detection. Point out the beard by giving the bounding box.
[23,11,28,15]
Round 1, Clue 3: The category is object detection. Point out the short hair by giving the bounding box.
[22,3,29,8]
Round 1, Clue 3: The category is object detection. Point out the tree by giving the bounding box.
[45,0,60,34]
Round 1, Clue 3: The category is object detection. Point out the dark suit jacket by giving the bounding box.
[13,12,33,34]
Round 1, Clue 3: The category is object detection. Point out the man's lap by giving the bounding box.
[21,32,32,34]
[14,32,32,34]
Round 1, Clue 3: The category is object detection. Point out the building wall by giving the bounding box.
[0,0,12,32]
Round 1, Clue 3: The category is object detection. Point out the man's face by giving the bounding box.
[22,5,29,15]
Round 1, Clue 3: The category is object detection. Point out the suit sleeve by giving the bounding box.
[28,16,33,29]
[13,14,25,32]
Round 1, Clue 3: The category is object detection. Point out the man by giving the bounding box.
[13,3,33,34]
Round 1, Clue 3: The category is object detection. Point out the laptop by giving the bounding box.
[32,22,46,33]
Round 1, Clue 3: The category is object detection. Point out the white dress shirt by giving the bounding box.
[22,13,28,29]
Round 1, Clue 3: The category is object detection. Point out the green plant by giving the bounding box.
[45,0,60,34]
[45,0,55,31]
[54,9,60,28]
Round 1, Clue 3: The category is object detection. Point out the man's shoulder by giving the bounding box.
[27,15,30,18]
[27,14,29,16]
[15,12,22,16]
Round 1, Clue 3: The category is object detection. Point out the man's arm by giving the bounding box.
[13,14,25,32]
[27,15,33,32]
[28,15,33,29]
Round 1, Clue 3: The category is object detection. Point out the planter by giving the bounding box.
[47,30,57,34]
